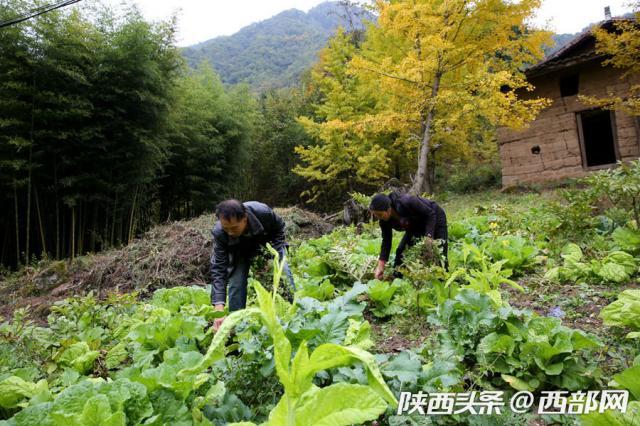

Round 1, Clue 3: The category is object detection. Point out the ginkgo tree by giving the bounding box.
[295,30,401,204]
[297,0,552,196]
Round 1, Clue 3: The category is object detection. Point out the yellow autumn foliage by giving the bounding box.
[296,0,552,200]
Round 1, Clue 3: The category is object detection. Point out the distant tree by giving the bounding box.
[244,87,316,207]
[295,29,399,204]
[159,64,255,220]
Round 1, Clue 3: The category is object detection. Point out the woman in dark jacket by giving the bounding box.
[369,192,448,279]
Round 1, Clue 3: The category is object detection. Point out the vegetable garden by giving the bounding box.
[2,161,640,425]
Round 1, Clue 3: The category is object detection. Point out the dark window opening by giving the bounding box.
[578,109,618,167]
[560,74,579,97]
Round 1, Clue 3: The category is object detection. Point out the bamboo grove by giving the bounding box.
[0,2,259,268]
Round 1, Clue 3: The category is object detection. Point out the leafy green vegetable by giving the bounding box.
[3,378,154,426]
[296,277,335,301]
[344,319,373,350]
[180,246,396,426]
[54,342,100,375]
[546,243,638,284]
[612,226,640,254]
[581,364,640,425]
[483,235,538,272]
[446,257,523,307]
[151,286,211,313]
[600,289,640,338]
[427,289,601,392]
[0,376,50,409]
[365,279,405,318]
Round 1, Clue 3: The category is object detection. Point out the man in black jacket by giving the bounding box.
[210,199,295,330]
[369,192,448,278]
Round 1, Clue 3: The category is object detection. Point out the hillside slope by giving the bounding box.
[181,2,370,90]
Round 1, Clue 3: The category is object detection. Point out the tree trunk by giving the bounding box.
[54,157,60,259]
[110,193,118,247]
[128,185,139,244]
[411,72,442,195]
[1,228,8,266]
[90,203,98,252]
[13,181,20,265]
[26,75,35,263]
[70,206,76,261]
[25,146,32,263]
[35,185,47,257]
[77,201,84,256]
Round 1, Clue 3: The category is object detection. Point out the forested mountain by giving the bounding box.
[181,2,371,90]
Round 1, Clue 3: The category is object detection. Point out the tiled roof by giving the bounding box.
[526,18,632,77]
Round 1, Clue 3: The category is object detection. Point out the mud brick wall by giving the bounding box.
[498,61,640,187]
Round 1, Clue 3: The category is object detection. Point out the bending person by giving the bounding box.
[210,199,295,330]
[369,192,448,279]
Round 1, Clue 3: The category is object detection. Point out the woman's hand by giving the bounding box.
[374,260,386,280]
[212,304,226,331]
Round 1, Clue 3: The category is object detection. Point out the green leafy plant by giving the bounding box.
[426,289,601,392]
[0,376,50,411]
[295,277,335,301]
[483,235,539,273]
[600,289,640,339]
[545,243,638,284]
[398,238,454,312]
[366,279,403,317]
[446,244,523,307]
[178,244,397,426]
[0,378,152,426]
[612,226,640,254]
[583,159,640,226]
[580,363,640,426]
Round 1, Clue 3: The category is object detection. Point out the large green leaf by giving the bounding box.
[55,342,100,375]
[305,344,397,407]
[612,364,640,400]
[0,376,50,409]
[253,280,293,392]
[344,319,373,350]
[561,243,583,262]
[581,401,640,426]
[177,307,261,378]
[79,394,125,426]
[600,289,640,335]
[366,279,398,307]
[295,383,387,426]
[612,226,640,253]
[151,287,211,313]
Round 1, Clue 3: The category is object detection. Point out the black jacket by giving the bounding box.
[379,193,447,263]
[210,201,287,305]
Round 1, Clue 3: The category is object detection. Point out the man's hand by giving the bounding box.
[212,304,226,331]
[374,260,386,280]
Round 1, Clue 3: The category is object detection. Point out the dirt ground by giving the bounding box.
[0,207,332,322]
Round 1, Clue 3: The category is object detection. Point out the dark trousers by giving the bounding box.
[226,255,296,312]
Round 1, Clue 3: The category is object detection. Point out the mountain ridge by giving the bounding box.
[181,1,370,90]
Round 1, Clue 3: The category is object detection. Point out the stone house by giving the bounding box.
[497,18,640,187]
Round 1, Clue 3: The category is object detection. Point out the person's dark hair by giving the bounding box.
[216,199,246,220]
[369,193,391,211]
